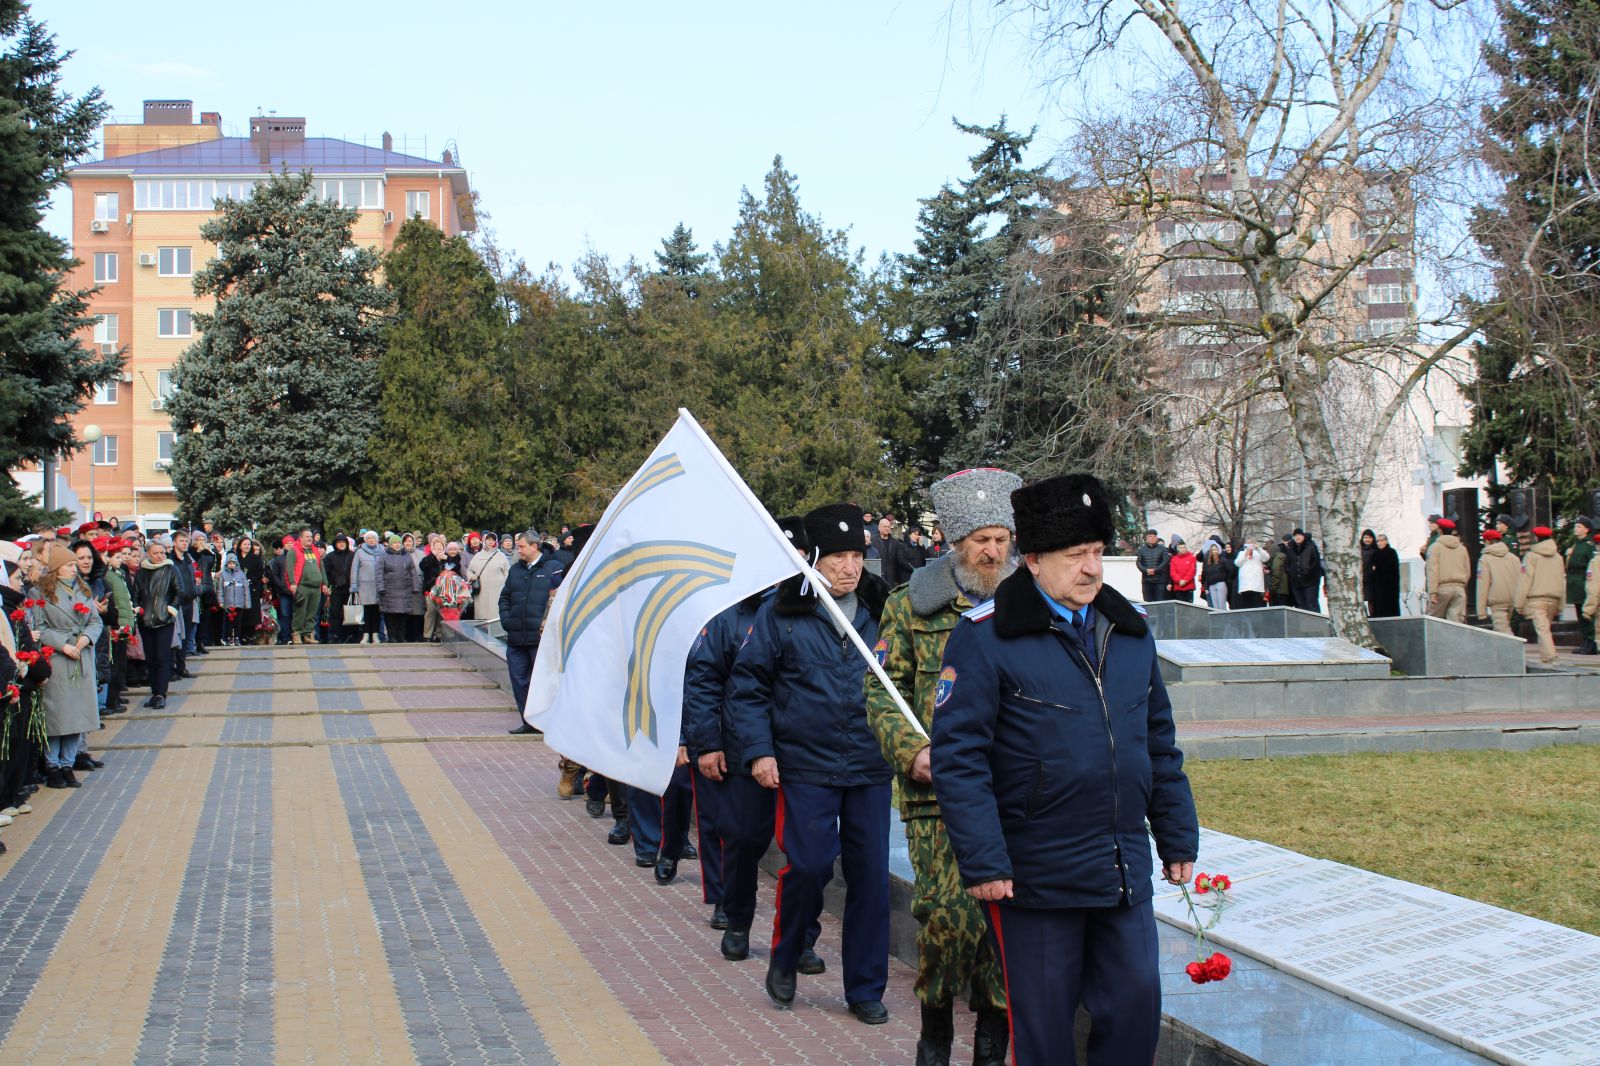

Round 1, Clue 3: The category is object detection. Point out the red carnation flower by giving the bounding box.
[3,683,19,702]
[1204,953,1232,981]
[39,645,54,660]
[1211,874,1232,892]
[7,608,22,623]
[73,602,90,615]
[1185,961,1207,984]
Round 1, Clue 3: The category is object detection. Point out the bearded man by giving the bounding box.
[866,468,1019,1066]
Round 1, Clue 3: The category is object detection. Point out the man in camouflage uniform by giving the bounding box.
[866,468,1017,1066]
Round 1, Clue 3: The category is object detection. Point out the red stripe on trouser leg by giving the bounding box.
[689,770,708,903]
[770,790,788,953]
[986,901,1020,1066]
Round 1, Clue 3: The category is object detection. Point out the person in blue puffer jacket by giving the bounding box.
[725,502,892,1025]
[931,472,1199,1066]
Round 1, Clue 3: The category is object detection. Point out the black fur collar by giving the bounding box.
[774,569,889,623]
[991,567,1148,640]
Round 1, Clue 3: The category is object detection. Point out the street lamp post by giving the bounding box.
[82,424,102,525]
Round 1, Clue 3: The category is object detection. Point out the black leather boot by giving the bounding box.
[914,1001,954,1066]
[972,1007,1010,1066]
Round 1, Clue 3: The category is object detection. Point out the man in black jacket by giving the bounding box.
[499,530,565,736]
[1134,530,1170,603]
[932,474,1198,1066]
[169,531,199,677]
[190,531,219,651]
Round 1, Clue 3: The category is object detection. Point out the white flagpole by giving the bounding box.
[677,409,930,742]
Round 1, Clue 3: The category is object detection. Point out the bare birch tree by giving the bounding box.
[983,0,1502,644]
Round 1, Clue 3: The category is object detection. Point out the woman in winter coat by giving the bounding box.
[1167,541,1199,602]
[233,536,265,642]
[351,532,385,644]
[1201,544,1235,611]
[466,535,510,625]
[1288,529,1324,612]
[377,535,422,643]
[71,539,114,715]
[1,552,51,819]
[1233,540,1268,609]
[135,540,181,708]
[401,534,426,642]
[27,542,104,788]
[1359,529,1379,616]
[1368,533,1402,617]
[324,534,357,644]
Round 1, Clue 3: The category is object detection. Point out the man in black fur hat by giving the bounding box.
[726,502,894,1023]
[931,473,1199,1066]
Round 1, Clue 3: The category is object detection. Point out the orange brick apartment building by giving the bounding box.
[47,99,473,522]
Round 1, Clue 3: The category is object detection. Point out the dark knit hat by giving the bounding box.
[569,523,595,554]
[803,503,866,559]
[1495,513,1513,528]
[1010,474,1115,555]
[1577,515,1596,531]
[776,515,808,552]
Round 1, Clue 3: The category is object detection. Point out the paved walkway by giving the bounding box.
[0,644,939,1065]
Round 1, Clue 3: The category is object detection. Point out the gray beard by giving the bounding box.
[953,557,1016,600]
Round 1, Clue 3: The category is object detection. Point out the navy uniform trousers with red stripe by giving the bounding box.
[984,899,1161,1066]
[771,780,891,1006]
[715,773,821,956]
[626,769,693,865]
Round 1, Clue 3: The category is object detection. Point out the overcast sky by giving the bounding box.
[39,0,1073,274]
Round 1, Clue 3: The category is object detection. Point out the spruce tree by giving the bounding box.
[0,1,116,533]
[166,171,391,531]
[1463,0,1600,514]
[327,219,530,533]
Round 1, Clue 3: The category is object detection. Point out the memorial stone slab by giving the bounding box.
[1368,616,1527,677]
[1150,830,1600,1065]
[1207,606,1334,641]
[1158,637,1392,683]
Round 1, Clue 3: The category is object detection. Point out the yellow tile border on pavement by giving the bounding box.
[383,745,668,1066]
[0,746,218,1064]
[272,745,415,1066]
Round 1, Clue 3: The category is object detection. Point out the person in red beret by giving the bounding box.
[1475,529,1520,635]
[1516,527,1565,664]
[1425,519,1470,622]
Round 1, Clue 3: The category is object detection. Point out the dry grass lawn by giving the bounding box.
[1185,745,1600,935]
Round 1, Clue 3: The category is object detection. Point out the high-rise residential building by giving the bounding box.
[48,99,473,523]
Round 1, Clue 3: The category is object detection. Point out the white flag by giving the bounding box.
[524,410,803,793]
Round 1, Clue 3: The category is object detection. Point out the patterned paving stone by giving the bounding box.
[219,714,273,744]
[0,751,156,1046]
[328,741,556,1065]
[323,713,377,740]
[135,748,275,1066]
[316,689,368,711]
[108,716,177,746]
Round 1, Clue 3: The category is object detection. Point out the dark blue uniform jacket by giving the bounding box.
[498,555,565,647]
[682,593,763,766]
[726,573,892,788]
[931,568,1198,910]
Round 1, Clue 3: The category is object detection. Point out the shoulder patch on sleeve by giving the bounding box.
[934,666,957,707]
[873,637,889,666]
[962,599,996,623]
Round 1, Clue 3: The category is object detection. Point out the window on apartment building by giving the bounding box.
[158,246,193,276]
[1311,223,1331,242]
[93,253,118,284]
[157,431,175,462]
[157,369,176,402]
[1349,221,1364,240]
[93,379,119,405]
[1368,248,1409,270]
[94,192,119,221]
[405,190,431,220]
[92,435,118,465]
[1367,283,1409,305]
[134,179,262,211]
[158,308,193,337]
[1366,317,1411,338]
[93,314,118,345]
[316,179,383,209]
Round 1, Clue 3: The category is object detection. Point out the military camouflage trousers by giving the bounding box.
[906,816,1007,1011]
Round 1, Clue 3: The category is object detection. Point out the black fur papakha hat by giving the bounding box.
[776,515,809,553]
[1011,474,1116,554]
[803,504,867,559]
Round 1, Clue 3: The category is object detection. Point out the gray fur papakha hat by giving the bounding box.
[930,468,1023,543]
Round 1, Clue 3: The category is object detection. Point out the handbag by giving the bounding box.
[127,626,145,661]
[342,594,364,627]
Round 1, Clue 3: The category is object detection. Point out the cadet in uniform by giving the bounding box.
[1476,529,1521,635]
[1425,518,1471,622]
[1517,526,1566,665]
[727,503,893,1023]
[932,474,1199,1066]
[867,468,1016,1066]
